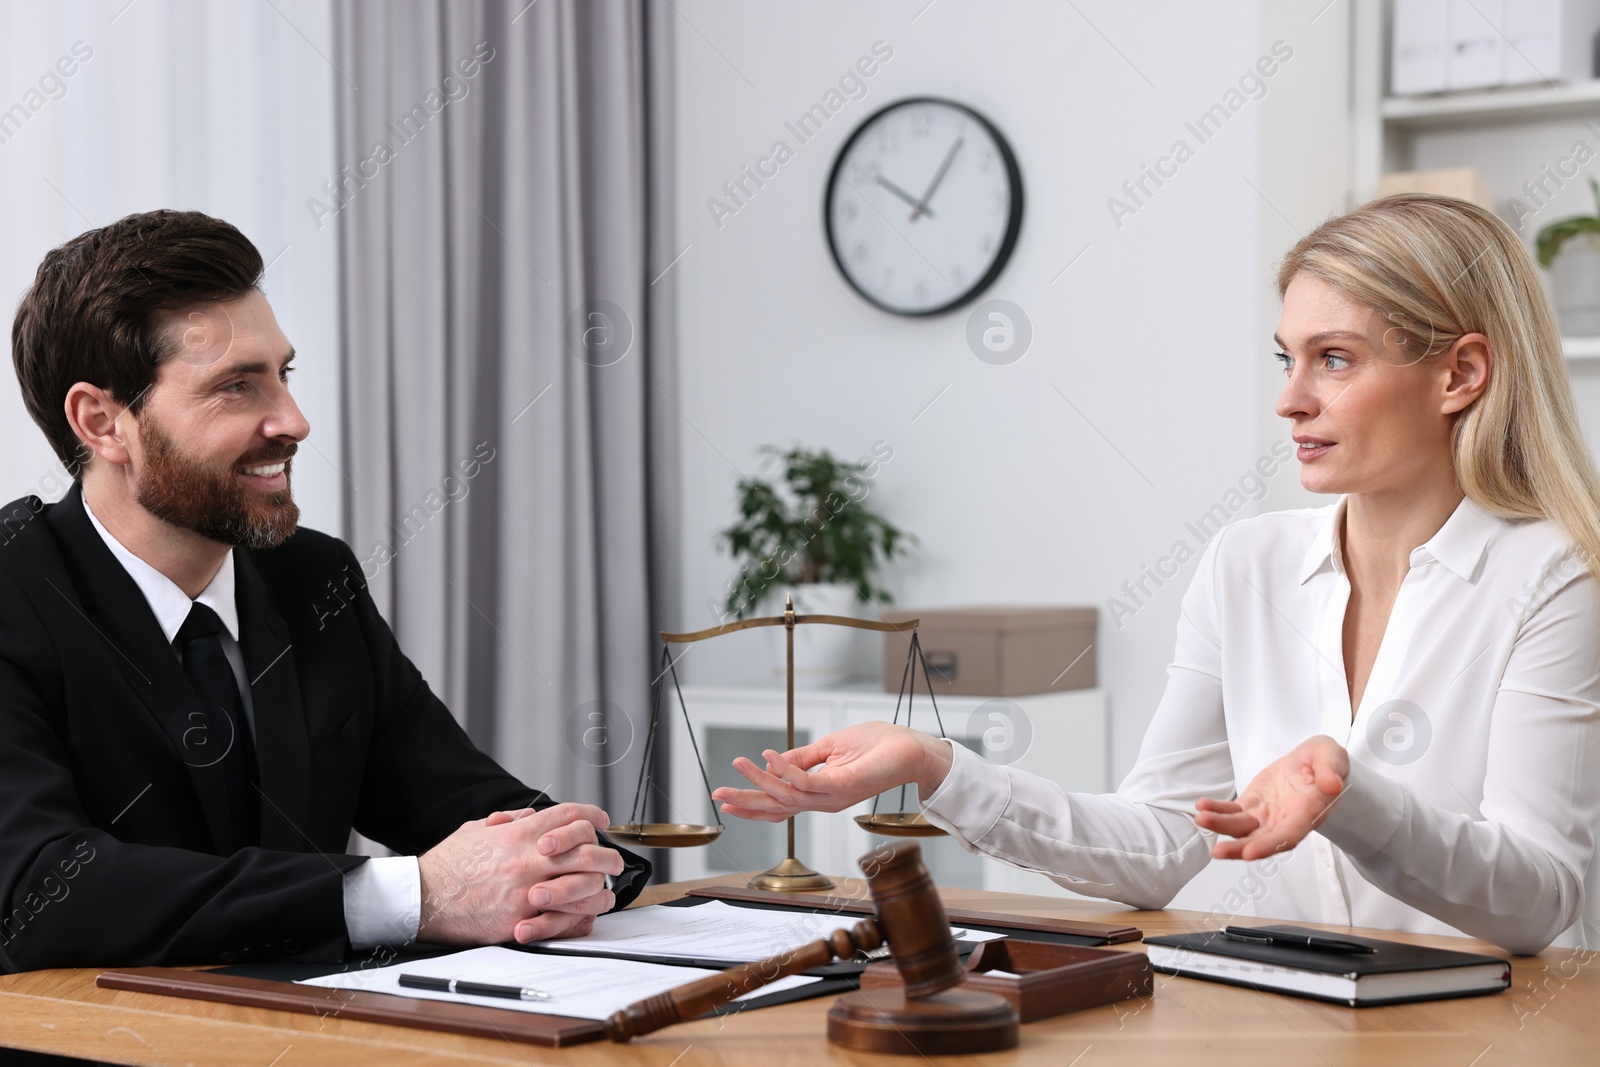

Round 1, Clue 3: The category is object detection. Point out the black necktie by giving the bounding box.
[175,601,259,850]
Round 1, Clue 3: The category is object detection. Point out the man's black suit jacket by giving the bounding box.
[0,481,649,973]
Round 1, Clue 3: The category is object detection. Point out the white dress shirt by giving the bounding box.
[921,493,1600,954]
[82,496,420,949]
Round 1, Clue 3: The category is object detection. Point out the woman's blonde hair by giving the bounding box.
[1277,192,1600,585]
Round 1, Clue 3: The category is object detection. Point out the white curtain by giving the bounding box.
[331,0,680,827]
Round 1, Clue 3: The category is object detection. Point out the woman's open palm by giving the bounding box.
[1194,735,1350,860]
[711,722,942,823]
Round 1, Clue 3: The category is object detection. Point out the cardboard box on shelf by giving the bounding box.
[1375,167,1494,210]
[882,606,1097,697]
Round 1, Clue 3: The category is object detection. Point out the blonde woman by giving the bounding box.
[713,194,1600,956]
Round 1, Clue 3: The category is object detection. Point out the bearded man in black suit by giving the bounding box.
[0,209,648,974]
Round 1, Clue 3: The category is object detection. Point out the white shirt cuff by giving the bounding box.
[918,738,1010,847]
[343,856,421,949]
[1314,758,1408,859]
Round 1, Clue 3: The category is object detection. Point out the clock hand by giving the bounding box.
[910,137,964,221]
[875,175,935,219]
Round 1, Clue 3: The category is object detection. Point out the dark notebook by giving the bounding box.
[1144,924,1511,1007]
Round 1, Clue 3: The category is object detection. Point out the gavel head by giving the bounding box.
[858,842,964,1000]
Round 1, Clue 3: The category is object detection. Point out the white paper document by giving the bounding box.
[535,900,1003,964]
[299,945,820,1022]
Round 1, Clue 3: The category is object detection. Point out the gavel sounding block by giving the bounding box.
[861,939,1154,1024]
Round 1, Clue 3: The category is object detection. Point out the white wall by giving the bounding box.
[668,0,1350,799]
[1257,3,1354,516]
[0,0,341,536]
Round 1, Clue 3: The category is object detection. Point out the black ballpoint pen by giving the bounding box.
[1221,926,1376,954]
[399,974,553,1001]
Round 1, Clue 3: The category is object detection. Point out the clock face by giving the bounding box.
[825,98,1023,316]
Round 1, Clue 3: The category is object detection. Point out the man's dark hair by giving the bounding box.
[11,209,265,475]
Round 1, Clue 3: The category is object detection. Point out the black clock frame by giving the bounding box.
[823,96,1025,317]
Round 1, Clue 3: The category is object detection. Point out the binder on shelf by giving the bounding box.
[1503,0,1600,86]
[1392,0,1450,95]
[1447,0,1503,91]
[1391,0,1600,95]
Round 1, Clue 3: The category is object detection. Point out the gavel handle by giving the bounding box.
[605,917,882,1042]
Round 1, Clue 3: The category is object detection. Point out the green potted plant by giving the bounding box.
[718,444,913,687]
[1536,177,1600,336]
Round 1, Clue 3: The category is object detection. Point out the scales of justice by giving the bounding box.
[606,594,951,891]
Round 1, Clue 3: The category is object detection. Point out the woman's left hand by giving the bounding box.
[1194,735,1350,860]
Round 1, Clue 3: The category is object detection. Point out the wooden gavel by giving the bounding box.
[605,842,1018,1054]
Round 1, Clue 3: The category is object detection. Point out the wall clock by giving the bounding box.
[825,97,1023,316]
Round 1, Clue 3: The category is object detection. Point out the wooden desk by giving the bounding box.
[1,874,1595,1065]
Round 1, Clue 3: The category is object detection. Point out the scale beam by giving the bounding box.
[660,613,920,644]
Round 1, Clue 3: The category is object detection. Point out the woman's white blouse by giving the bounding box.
[920,494,1600,954]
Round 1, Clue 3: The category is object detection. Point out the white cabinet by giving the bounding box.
[659,683,1108,895]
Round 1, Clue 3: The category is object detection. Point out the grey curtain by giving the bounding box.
[331,0,678,835]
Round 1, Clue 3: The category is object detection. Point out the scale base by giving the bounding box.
[748,856,835,892]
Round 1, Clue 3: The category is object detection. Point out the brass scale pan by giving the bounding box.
[607,607,948,846]
[605,823,724,847]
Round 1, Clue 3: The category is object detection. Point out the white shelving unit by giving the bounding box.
[1564,336,1600,360]
[1353,1,1600,368]
[1379,78,1600,128]
[658,683,1109,898]
[1353,1,1600,189]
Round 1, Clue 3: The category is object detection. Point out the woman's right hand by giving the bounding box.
[712,721,954,822]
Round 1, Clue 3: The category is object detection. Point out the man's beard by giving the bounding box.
[135,415,300,550]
